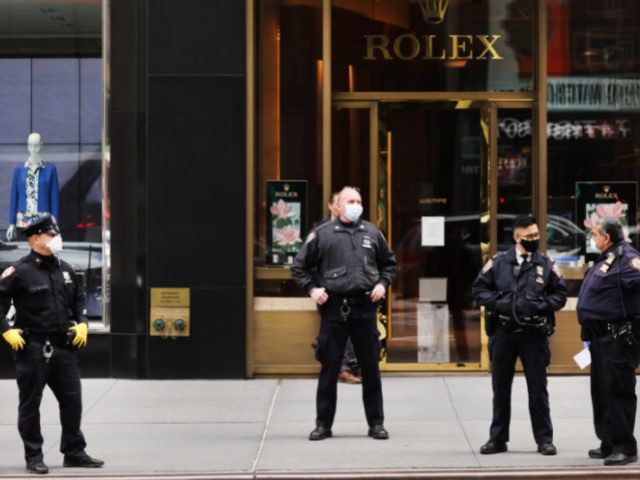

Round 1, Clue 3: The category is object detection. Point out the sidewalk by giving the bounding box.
[0,375,639,479]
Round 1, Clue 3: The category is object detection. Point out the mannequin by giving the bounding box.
[6,133,60,241]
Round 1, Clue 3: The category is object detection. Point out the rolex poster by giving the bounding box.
[576,182,637,260]
[266,180,307,266]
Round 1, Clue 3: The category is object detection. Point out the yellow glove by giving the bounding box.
[2,328,25,351]
[69,322,88,348]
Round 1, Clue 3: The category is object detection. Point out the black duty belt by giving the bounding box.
[25,331,73,347]
[583,320,617,339]
[329,295,371,306]
[325,295,373,321]
[497,314,547,333]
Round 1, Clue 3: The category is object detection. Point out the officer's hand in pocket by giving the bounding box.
[2,328,25,351]
[69,322,88,348]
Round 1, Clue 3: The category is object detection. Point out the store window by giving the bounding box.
[0,2,106,323]
[255,0,323,285]
[546,0,640,279]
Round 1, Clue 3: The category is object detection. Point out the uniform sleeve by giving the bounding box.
[543,262,568,312]
[472,259,497,309]
[375,231,397,287]
[291,232,320,294]
[0,266,19,332]
[621,255,640,291]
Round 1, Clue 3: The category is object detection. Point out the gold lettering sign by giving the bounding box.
[274,191,299,198]
[418,198,448,205]
[594,185,618,199]
[364,34,503,62]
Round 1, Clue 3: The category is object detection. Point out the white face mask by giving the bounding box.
[344,203,363,222]
[588,237,597,252]
[46,235,63,255]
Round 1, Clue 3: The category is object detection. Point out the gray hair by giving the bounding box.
[595,216,624,244]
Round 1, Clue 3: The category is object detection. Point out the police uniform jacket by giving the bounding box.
[472,247,568,320]
[291,219,397,298]
[577,241,640,324]
[0,251,88,334]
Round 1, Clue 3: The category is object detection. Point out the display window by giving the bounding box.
[252,0,639,374]
[546,0,640,288]
[0,2,107,325]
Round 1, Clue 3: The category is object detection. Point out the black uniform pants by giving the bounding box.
[14,341,87,461]
[488,328,552,445]
[590,333,640,456]
[314,303,383,429]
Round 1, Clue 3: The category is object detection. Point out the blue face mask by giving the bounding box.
[344,203,363,222]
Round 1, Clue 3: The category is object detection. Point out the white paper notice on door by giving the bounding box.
[421,216,445,246]
[419,278,447,302]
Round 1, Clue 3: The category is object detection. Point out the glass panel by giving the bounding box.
[332,0,534,92]
[497,109,533,246]
[81,59,103,144]
[0,1,104,322]
[0,59,30,143]
[547,0,640,291]
[332,107,371,209]
[384,102,484,364]
[32,59,80,143]
[254,0,323,295]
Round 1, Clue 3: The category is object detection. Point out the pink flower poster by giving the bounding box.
[266,181,307,266]
[576,182,637,258]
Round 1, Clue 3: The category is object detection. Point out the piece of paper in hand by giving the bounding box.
[573,347,591,369]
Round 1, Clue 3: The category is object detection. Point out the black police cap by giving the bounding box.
[22,214,60,237]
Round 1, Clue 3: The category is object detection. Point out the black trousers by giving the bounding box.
[488,328,552,445]
[590,334,640,456]
[314,303,383,428]
[14,341,87,461]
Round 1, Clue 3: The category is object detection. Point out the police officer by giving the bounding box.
[0,214,103,474]
[292,186,396,441]
[472,215,567,456]
[577,216,640,466]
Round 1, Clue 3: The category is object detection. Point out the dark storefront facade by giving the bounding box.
[0,0,638,378]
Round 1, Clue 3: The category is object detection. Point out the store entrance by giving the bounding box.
[332,100,503,370]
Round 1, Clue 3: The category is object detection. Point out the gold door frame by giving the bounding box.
[332,98,532,371]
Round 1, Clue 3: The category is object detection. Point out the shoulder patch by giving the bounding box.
[305,232,316,243]
[629,257,640,271]
[0,266,15,280]
[481,259,494,274]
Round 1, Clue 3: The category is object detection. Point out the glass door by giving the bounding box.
[378,102,488,369]
[331,99,531,371]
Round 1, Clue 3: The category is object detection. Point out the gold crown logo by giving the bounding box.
[283,183,290,191]
[603,185,610,193]
[418,0,450,24]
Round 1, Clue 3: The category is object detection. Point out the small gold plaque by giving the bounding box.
[150,288,190,307]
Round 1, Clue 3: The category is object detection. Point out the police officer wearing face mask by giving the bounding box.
[578,216,640,466]
[292,186,397,441]
[472,215,567,457]
[0,214,103,474]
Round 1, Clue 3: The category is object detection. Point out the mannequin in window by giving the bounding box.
[6,133,59,241]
